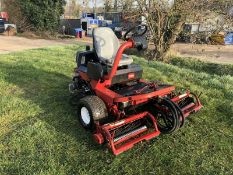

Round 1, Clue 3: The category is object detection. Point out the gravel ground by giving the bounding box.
[172,43,233,64]
[0,35,90,54]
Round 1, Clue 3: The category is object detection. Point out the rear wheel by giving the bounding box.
[77,96,107,130]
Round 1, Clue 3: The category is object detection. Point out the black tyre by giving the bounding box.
[77,96,107,130]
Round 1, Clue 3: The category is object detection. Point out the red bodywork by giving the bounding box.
[79,40,202,155]
[0,12,9,22]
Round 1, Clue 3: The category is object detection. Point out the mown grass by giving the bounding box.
[170,57,233,77]
[0,45,232,175]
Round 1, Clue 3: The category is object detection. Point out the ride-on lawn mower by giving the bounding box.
[69,25,202,155]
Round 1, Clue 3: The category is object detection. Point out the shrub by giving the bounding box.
[4,0,65,32]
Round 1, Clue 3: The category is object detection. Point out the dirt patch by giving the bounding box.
[0,35,89,54]
[172,43,233,64]
[1,28,17,36]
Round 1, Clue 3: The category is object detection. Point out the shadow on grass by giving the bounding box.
[0,60,104,152]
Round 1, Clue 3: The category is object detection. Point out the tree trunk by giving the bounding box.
[151,20,184,61]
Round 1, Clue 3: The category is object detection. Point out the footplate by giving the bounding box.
[93,112,160,155]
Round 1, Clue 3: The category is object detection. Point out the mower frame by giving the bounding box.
[70,27,203,155]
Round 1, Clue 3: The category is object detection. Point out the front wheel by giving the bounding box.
[77,96,107,130]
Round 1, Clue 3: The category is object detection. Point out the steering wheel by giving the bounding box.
[123,25,148,41]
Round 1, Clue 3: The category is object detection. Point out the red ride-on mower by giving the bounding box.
[69,25,202,155]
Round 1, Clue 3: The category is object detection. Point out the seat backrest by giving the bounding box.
[93,27,120,63]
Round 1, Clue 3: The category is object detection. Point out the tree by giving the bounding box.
[114,0,118,10]
[134,0,232,61]
[64,0,81,18]
[118,0,134,11]
[0,0,4,11]
[104,0,112,12]
[5,0,65,32]
[4,0,32,32]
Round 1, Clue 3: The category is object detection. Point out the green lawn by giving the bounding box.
[0,45,232,175]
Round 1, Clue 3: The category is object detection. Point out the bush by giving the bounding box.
[5,0,65,32]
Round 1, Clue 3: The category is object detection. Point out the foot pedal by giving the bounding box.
[99,112,160,155]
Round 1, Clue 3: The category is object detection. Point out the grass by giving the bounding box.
[0,45,232,175]
[170,57,233,77]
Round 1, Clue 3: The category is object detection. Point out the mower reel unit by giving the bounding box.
[69,25,202,155]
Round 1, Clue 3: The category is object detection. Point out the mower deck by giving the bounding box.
[95,112,160,155]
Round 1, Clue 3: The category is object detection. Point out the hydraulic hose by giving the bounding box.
[165,97,185,128]
[162,98,180,131]
[157,98,180,134]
